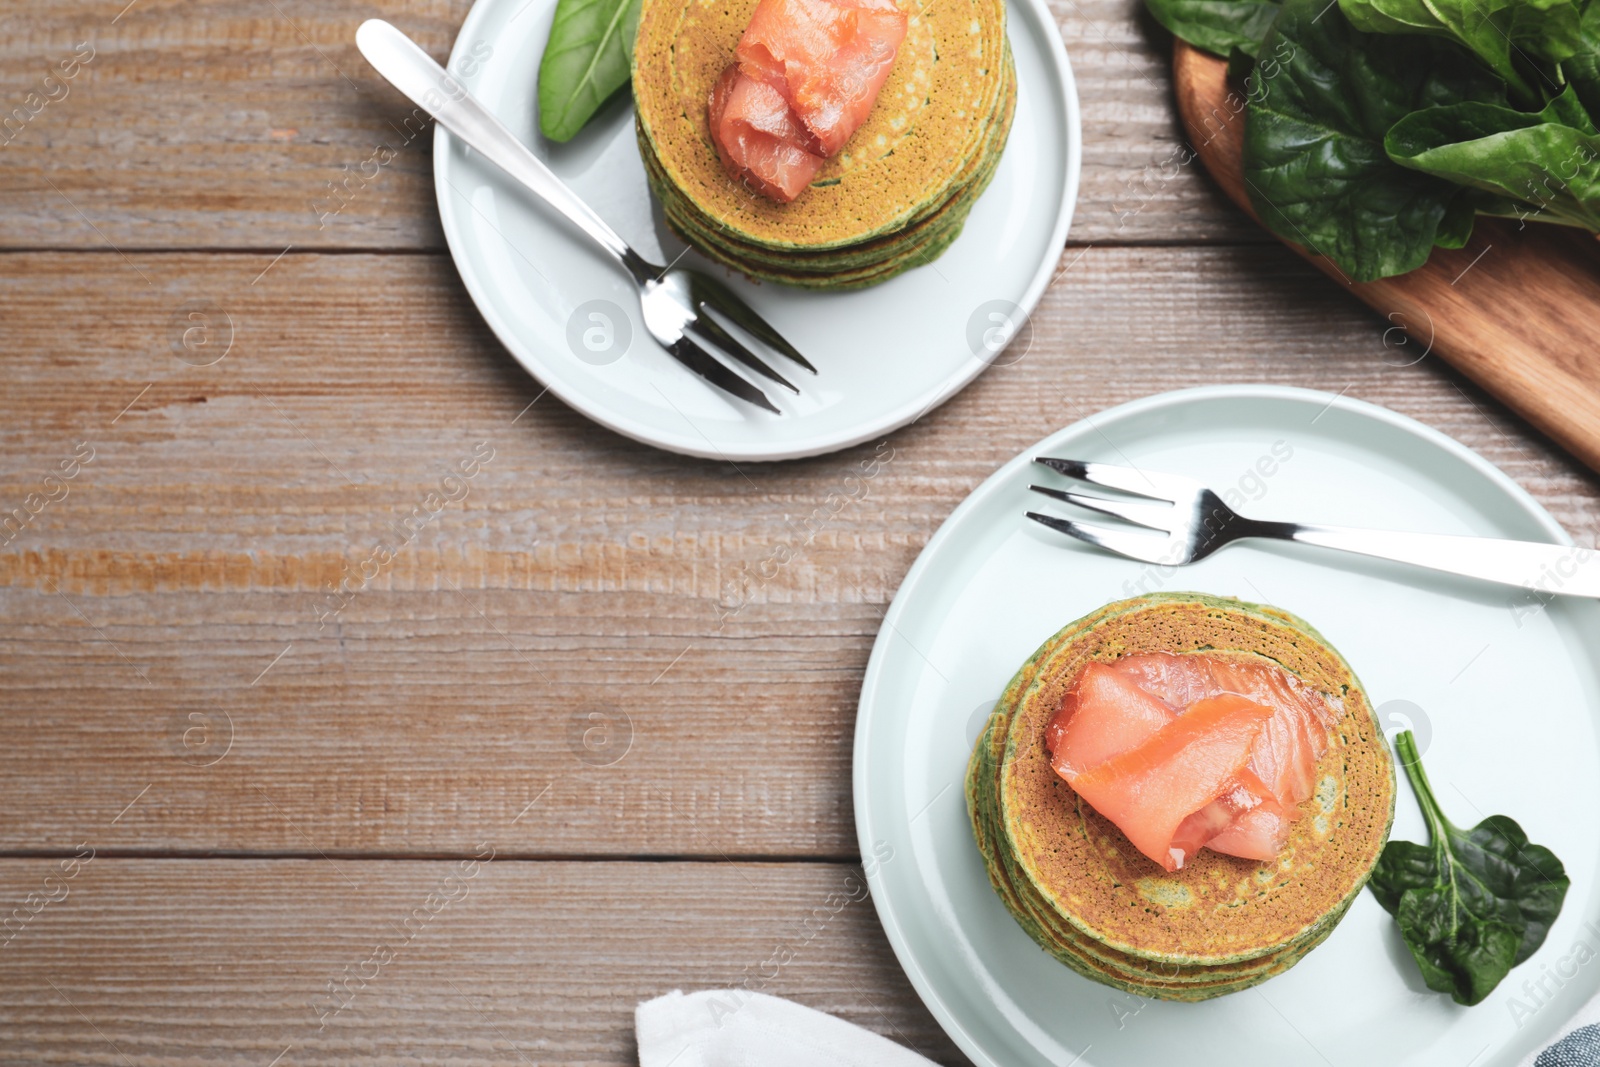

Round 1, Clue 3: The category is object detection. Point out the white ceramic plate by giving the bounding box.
[854,385,1600,1067]
[436,0,1079,461]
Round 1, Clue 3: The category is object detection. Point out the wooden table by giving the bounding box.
[2,2,1596,1064]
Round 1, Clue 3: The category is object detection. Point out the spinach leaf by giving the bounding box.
[1242,0,1505,281]
[537,0,643,142]
[1560,0,1600,120]
[1387,85,1600,228]
[1336,0,1580,104]
[1368,731,1570,1006]
[1145,0,1283,58]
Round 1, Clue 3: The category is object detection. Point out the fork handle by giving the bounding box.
[355,19,654,284]
[1254,521,1600,598]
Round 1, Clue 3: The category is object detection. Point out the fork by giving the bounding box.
[355,19,813,413]
[1026,457,1600,597]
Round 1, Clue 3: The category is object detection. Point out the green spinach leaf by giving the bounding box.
[1368,731,1570,1006]
[1559,0,1600,121]
[1242,0,1505,281]
[1387,85,1600,228]
[1337,0,1580,104]
[1145,0,1283,58]
[537,0,643,142]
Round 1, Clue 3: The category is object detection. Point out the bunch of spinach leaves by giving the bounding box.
[1148,0,1600,279]
[1366,730,1569,1006]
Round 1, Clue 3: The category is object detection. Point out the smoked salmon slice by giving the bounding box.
[1173,767,1295,863]
[1112,653,1338,808]
[1205,803,1295,862]
[1043,652,1342,870]
[736,0,909,156]
[1068,695,1275,872]
[1210,658,1334,807]
[708,64,826,203]
[708,0,908,200]
[1046,663,1174,778]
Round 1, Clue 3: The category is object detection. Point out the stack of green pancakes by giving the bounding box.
[632,0,1015,289]
[967,593,1396,1000]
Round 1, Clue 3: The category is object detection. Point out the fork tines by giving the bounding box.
[1023,509,1174,563]
[1024,456,1193,564]
[1032,457,1198,500]
[689,314,798,394]
[694,278,817,374]
[666,336,782,414]
[1026,482,1173,531]
[676,295,816,413]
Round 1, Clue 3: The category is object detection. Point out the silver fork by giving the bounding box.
[1026,457,1600,597]
[355,19,814,413]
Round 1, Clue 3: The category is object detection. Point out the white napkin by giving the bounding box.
[636,989,938,1067]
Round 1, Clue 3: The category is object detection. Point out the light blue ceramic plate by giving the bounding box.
[855,385,1600,1067]
[436,0,1080,460]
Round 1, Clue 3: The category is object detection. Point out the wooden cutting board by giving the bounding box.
[1172,41,1600,475]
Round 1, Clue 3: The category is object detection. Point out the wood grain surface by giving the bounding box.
[2,2,1598,1066]
[1172,41,1600,474]
[0,0,1257,249]
[0,859,963,1065]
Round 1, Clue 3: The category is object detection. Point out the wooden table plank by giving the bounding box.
[0,0,1257,251]
[0,858,964,1065]
[2,248,1596,857]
